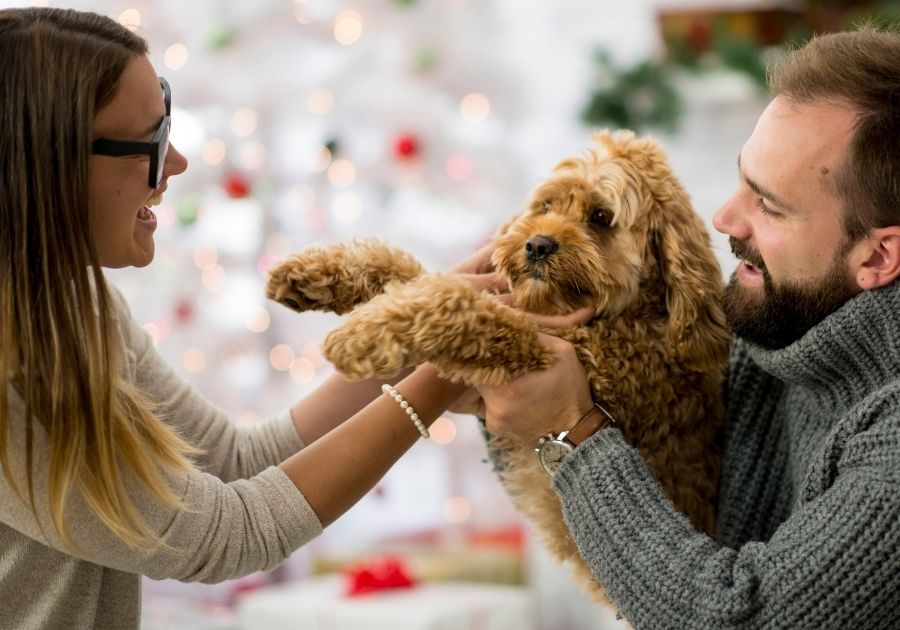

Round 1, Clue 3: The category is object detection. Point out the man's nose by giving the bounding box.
[712,193,751,241]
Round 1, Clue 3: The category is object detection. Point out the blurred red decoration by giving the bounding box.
[393,133,420,159]
[174,299,194,324]
[224,171,251,198]
[686,19,712,52]
[344,556,417,597]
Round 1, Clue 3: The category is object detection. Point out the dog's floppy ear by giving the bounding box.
[652,188,730,372]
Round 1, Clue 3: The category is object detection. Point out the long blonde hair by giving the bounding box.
[0,8,197,550]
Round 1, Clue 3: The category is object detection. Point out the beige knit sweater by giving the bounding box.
[0,286,323,629]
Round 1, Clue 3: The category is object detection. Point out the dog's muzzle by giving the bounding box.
[525,235,558,261]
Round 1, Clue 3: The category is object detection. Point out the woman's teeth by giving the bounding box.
[138,206,155,220]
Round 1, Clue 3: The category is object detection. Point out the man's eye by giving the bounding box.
[589,207,612,228]
[756,198,782,218]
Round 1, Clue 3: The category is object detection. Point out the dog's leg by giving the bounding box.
[494,442,615,606]
[266,240,424,315]
[322,274,553,383]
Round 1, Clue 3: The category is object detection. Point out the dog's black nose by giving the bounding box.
[525,235,559,261]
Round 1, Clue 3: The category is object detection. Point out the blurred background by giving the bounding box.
[7,0,897,628]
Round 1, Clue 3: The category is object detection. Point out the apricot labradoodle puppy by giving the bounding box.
[266,130,729,605]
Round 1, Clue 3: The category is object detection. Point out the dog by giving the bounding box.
[265,130,729,605]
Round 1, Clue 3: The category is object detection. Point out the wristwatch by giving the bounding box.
[535,431,576,477]
[535,401,616,477]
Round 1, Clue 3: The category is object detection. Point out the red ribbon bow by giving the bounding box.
[343,556,418,597]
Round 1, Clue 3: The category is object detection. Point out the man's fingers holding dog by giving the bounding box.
[457,271,510,295]
[478,333,594,446]
[447,385,485,417]
[528,304,595,330]
[451,243,496,275]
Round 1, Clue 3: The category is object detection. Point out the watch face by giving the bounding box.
[538,439,574,476]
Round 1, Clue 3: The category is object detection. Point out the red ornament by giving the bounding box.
[686,19,712,53]
[224,171,251,198]
[174,299,194,324]
[393,133,420,159]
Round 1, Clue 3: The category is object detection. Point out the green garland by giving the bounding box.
[581,52,682,133]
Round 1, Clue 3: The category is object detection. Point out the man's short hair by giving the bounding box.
[768,25,900,241]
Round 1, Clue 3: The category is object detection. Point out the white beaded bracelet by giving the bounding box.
[381,383,430,439]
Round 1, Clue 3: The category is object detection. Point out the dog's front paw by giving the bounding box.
[265,253,344,313]
[321,274,553,383]
[265,239,424,315]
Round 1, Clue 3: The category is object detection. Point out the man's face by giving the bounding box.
[712,97,866,349]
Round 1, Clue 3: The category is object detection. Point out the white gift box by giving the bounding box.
[237,575,536,630]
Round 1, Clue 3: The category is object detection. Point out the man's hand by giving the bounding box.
[447,385,486,417]
[446,244,596,429]
[451,243,495,275]
[477,333,595,447]
[529,305,595,330]
[451,244,510,297]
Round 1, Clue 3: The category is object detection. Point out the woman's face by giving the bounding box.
[88,55,188,268]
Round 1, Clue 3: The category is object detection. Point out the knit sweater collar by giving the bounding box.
[744,280,900,410]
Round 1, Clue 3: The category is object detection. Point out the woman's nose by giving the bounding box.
[162,142,189,180]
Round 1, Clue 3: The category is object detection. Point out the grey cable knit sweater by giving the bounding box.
[0,286,322,629]
[554,281,900,629]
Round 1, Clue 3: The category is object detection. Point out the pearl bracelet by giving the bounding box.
[381,383,430,439]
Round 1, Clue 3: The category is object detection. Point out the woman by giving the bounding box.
[0,7,541,629]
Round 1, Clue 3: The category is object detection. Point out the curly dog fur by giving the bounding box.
[266,130,729,605]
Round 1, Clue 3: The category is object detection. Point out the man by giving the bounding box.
[476,26,900,628]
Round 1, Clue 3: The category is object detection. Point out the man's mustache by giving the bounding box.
[729,237,767,271]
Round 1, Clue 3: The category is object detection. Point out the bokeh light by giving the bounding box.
[164,43,188,71]
[460,92,491,122]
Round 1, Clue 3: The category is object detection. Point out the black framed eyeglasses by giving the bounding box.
[91,77,171,189]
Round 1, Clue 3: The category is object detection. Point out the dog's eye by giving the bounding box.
[589,207,612,228]
[540,200,552,214]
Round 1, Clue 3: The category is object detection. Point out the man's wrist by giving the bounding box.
[566,407,611,445]
[566,401,617,446]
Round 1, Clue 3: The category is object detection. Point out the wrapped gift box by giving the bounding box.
[237,575,535,630]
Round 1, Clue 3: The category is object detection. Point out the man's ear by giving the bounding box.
[855,226,900,290]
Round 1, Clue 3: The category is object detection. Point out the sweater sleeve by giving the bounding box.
[554,428,900,629]
[110,286,304,481]
[0,388,323,584]
[0,441,323,583]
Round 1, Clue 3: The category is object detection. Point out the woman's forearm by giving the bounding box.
[279,364,463,527]
[289,368,414,446]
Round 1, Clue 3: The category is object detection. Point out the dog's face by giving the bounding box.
[492,130,728,369]
[494,130,707,317]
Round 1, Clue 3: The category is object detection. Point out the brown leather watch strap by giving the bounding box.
[567,401,616,446]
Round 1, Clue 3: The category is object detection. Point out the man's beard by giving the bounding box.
[723,237,860,350]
